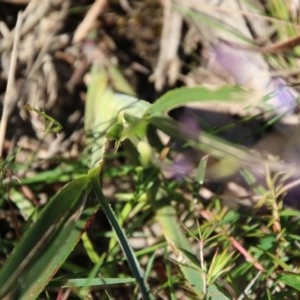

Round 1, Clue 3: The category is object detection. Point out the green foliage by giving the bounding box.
[1,65,300,300]
[24,104,62,134]
[0,176,94,299]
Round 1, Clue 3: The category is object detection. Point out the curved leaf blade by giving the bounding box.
[0,176,98,300]
[147,86,247,116]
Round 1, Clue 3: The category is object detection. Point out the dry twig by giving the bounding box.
[151,0,182,90]
[0,12,22,157]
[73,0,108,43]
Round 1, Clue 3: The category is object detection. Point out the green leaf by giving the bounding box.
[24,104,62,134]
[207,249,234,286]
[147,86,247,116]
[64,277,136,288]
[152,197,229,299]
[81,232,102,264]
[85,67,150,168]
[0,176,98,300]
[107,65,135,96]
[195,155,209,185]
[280,209,300,217]
[89,167,154,300]
[278,273,300,291]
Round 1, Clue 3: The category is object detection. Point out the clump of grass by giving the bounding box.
[2,2,300,298]
[1,66,300,299]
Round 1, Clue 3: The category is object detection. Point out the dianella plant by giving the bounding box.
[0,60,300,299]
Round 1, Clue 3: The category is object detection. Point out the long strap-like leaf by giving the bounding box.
[90,167,154,300]
[0,176,97,299]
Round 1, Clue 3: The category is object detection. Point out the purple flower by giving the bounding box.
[207,41,298,116]
[265,77,298,115]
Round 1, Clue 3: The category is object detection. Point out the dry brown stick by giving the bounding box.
[0,12,23,157]
[0,0,37,52]
[192,3,300,30]
[220,37,300,54]
[23,1,70,80]
[259,34,300,53]
[0,0,63,52]
[73,0,107,43]
[151,0,182,90]
[20,0,56,38]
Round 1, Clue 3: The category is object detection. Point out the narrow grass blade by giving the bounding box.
[107,65,135,96]
[64,277,136,288]
[278,273,300,291]
[179,6,254,44]
[89,167,154,300]
[0,176,98,299]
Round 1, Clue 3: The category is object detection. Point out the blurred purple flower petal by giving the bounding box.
[167,156,194,179]
[177,110,202,140]
[208,41,268,89]
[265,77,298,115]
[207,41,298,116]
